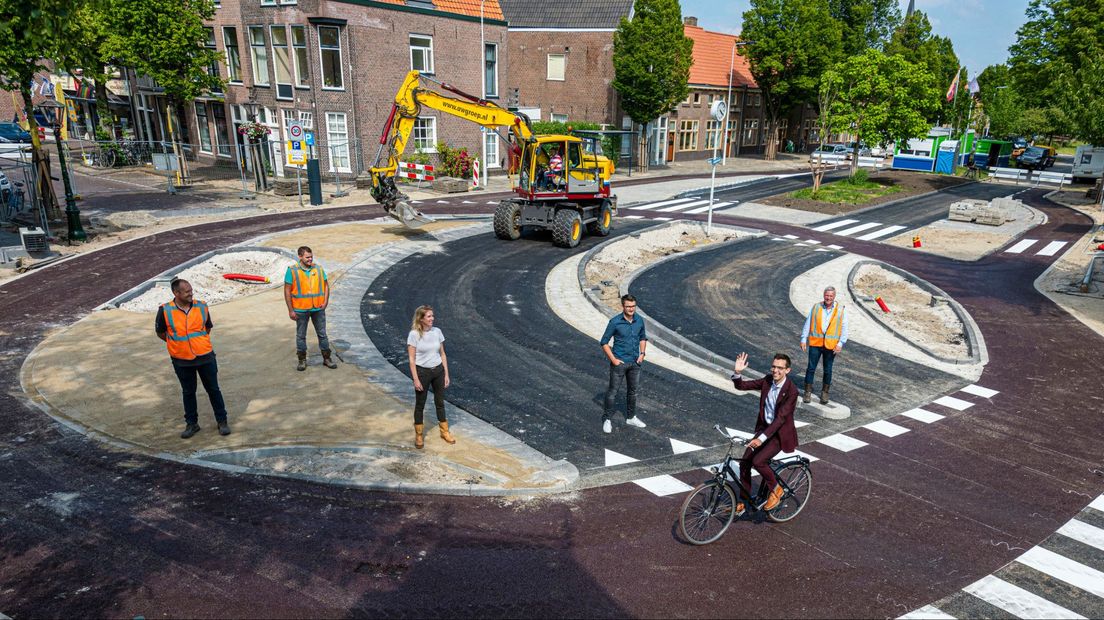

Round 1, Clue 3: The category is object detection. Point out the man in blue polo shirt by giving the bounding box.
[599,294,648,434]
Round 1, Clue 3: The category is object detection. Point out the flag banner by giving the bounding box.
[39,77,54,97]
[945,70,961,102]
[967,77,980,95]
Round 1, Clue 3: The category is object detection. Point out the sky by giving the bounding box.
[678,0,1030,79]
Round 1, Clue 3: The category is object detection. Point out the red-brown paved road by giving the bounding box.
[1,186,1100,617]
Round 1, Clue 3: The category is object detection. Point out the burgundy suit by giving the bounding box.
[732,374,799,497]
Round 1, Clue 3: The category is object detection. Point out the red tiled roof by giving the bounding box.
[369,0,504,20]
[684,24,756,89]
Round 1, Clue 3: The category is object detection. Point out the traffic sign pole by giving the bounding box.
[707,100,728,237]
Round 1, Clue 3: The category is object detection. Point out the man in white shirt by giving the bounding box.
[799,286,848,405]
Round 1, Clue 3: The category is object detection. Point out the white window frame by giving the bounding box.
[194,102,213,154]
[325,112,351,173]
[678,120,698,152]
[485,130,499,168]
[412,117,437,153]
[298,110,313,129]
[291,25,309,88]
[223,27,242,83]
[705,120,722,150]
[409,34,434,74]
[318,26,344,90]
[551,113,568,123]
[279,0,297,4]
[547,53,566,81]
[249,26,270,86]
[271,25,293,100]
[261,0,276,5]
[484,43,498,98]
[743,119,759,146]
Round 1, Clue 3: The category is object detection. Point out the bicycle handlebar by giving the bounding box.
[713,424,751,445]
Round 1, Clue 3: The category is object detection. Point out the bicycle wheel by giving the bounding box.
[767,463,812,523]
[99,148,116,168]
[679,480,739,545]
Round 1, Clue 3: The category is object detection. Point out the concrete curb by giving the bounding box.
[847,259,984,365]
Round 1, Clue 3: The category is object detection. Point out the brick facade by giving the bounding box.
[504,30,618,125]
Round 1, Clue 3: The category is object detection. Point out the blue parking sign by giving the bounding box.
[304,132,314,146]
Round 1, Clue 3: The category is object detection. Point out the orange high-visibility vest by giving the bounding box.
[807,303,844,349]
[161,301,213,360]
[289,264,327,312]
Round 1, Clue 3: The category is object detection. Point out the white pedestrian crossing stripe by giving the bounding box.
[812,219,859,232]
[827,244,844,250]
[835,222,884,236]
[1005,239,1038,254]
[783,234,799,239]
[960,384,999,399]
[963,575,1086,619]
[1056,519,1104,552]
[633,474,694,496]
[863,420,910,437]
[622,215,645,219]
[899,604,956,619]
[1018,546,1104,598]
[816,433,868,452]
[857,225,907,241]
[1037,241,1067,256]
[631,197,697,210]
[901,408,944,423]
[657,199,711,212]
[684,201,733,214]
[932,395,974,411]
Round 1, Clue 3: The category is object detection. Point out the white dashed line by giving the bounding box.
[816,433,868,452]
[960,384,999,399]
[812,219,859,232]
[1005,239,1038,254]
[963,575,1086,619]
[863,420,910,437]
[932,395,974,411]
[835,222,883,236]
[901,408,944,423]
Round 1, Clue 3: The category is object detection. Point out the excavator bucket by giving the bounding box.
[387,201,435,228]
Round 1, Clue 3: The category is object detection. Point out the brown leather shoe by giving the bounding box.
[735,502,745,514]
[296,350,307,371]
[820,383,831,405]
[414,423,424,449]
[803,382,812,404]
[322,349,338,369]
[764,484,785,511]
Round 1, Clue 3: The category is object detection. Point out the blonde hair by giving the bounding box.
[410,305,434,337]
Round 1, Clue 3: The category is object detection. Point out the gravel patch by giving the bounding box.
[119,250,289,312]
[853,263,967,359]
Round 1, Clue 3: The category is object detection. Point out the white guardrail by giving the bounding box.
[809,153,887,169]
[990,166,1073,188]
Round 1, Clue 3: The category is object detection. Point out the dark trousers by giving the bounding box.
[173,360,227,425]
[804,346,836,386]
[295,309,331,353]
[739,434,782,498]
[414,364,447,425]
[603,361,640,421]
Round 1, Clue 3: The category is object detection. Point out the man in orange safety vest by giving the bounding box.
[284,246,338,371]
[799,286,848,406]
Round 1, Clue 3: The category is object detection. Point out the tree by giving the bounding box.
[827,0,901,56]
[612,0,694,171]
[741,0,842,160]
[1009,0,1104,99]
[820,49,937,176]
[1057,48,1104,203]
[885,11,960,125]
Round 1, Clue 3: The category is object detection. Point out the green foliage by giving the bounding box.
[792,178,901,204]
[827,0,901,55]
[820,49,937,170]
[435,142,478,179]
[612,0,694,125]
[742,0,842,157]
[885,11,960,125]
[1057,49,1104,145]
[530,120,620,162]
[847,168,869,184]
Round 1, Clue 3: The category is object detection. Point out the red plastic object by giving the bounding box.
[1098,243,1104,251]
[912,235,922,248]
[875,296,890,313]
[222,273,269,283]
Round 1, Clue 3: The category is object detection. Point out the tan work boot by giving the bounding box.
[321,349,338,369]
[438,421,456,444]
[803,382,812,404]
[414,423,424,449]
[296,350,307,371]
[820,383,831,405]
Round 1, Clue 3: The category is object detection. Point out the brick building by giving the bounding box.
[166,0,508,178]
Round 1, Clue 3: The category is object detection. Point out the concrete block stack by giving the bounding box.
[948,199,987,222]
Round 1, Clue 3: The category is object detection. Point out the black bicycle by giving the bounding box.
[679,425,813,545]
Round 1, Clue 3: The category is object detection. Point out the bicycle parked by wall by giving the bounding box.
[679,425,813,545]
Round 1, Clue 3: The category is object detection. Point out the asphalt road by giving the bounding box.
[631,236,967,420]
[807,181,1021,232]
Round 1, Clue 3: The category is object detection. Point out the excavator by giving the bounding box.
[368,70,617,248]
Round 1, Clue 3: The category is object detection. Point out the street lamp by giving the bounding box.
[480,0,488,188]
[721,40,753,165]
[37,99,86,243]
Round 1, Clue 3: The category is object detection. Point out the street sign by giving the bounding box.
[304,132,314,147]
[287,140,307,165]
[707,156,722,166]
[288,121,304,141]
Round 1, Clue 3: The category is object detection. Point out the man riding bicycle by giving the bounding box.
[731,352,800,512]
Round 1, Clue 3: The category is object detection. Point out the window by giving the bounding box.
[551,113,568,123]
[743,119,758,146]
[754,93,761,106]
[678,120,698,151]
[203,28,221,92]
[484,43,498,98]
[485,130,498,168]
[547,54,565,81]
[282,108,297,141]
[318,26,344,89]
[325,112,350,172]
[705,120,722,150]
[195,102,213,153]
[223,27,242,83]
[261,0,275,5]
[410,35,434,74]
[212,105,231,157]
[279,0,297,4]
[730,92,741,107]
[298,110,313,129]
[292,26,309,87]
[692,93,701,105]
[249,26,270,85]
[412,117,437,152]
[271,26,293,99]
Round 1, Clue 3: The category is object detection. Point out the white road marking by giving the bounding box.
[622,215,645,219]
[670,438,705,455]
[436,200,450,204]
[462,200,475,204]
[857,225,907,241]
[812,219,859,232]
[835,222,884,236]
[863,420,910,437]
[1005,239,1038,254]
[778,449,819,462]
[633,474,694,496]
[963,574,1085,619]
[815,248,830,252]
[827,244,844,250]
[653,217,673,221]
[604,449,637,467]
[901,408,944,423]
[632,197,696,210]
[772,237,787,241]
[816,433,868,452]
[1017,546,1104,598]
[1057,519,1104,552]
[898,604,956,619]
[793,420,811,428]
[684,201,734,214]
[961,384,999,399]
[1091,495,1104,512]
[657,199,711,212]
[803,239,821,245]
[933,395,975,411]
[783,234,799,239]
[1037,241,1067,256]
[486,201,498,205]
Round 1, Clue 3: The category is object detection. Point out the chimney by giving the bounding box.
[684,16,698,27]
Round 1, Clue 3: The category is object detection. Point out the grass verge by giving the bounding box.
[791,175,904,205]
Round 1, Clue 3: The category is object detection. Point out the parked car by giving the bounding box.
[0,122,32,143]
[1072,144,1104,182]
[811,143,849,162]
[847,142,873,158]
[1016,145,1057,170]
[1009,136,1029,158]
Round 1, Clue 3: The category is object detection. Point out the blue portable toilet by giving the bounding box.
[935,140,959,175]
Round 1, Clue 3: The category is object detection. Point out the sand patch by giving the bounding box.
[853,263,967,359]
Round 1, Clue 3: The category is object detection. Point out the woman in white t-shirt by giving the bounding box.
[406,305,454,449]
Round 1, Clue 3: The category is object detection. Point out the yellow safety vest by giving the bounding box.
[807,303,843,349]
[161,301,213,360]
[289,264,327,312]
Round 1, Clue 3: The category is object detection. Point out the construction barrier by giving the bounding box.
[397,161,435,181]
[990,167,1028,184]
[1036,171,1073,189]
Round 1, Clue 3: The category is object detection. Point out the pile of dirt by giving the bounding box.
[118,250,290,312]
[584,223,744,308]
[852,263,968,359]
[761,169,969,215]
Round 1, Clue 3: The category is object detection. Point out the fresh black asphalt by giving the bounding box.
[706,169,849,203]
[361,224,764,474]
[630,236,968,421]
[807,181,1020,231]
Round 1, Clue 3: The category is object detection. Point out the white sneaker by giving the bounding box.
[625,416,647,428]
[602,420,612,434]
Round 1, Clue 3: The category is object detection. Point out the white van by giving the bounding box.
[1072,145,1104,181]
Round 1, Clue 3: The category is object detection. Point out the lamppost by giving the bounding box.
[37,99,86,243]
[721,40,753,165]
[480,0,488,188]
[243,92,266,191]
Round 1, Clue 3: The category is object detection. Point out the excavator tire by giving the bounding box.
[551,209,583,248]
[493,201,522,240]
[587,199,614,236]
